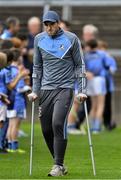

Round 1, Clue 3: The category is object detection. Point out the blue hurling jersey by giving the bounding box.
[84,50,107,77]
[0,67,12,106]
[7,65,26,110]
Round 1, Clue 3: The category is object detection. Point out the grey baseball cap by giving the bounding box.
[42,10,60,23]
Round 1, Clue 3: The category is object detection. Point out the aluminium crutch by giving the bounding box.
[81,53,96,176]
[29,101,35,176]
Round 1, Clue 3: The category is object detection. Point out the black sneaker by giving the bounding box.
[106,122,116,131]
[0,148,8,154]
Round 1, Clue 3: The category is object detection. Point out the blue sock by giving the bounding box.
[90,119,95,131]
[93,119,101,131]
[11,141,18,150]
[67,123,76,129]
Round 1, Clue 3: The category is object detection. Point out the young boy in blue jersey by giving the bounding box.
[0,17,20,40]
[103,54,117,130]
[0,51,12,153]
[7,49,30,153]
[98,40,117,130]
[85,39,107,133]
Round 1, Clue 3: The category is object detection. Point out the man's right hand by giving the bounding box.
[27,92,38,102]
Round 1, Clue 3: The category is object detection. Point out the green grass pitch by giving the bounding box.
[0,122,121,179]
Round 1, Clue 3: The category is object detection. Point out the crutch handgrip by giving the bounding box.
[28,92,38,102]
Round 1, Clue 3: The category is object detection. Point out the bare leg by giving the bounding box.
[68,97,80,125]
[7,118,21,150]
[96,95,105,120]
[11,118,21,141]
[91,95,105,132]
[90,96,97,119]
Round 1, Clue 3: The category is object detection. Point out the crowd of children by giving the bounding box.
[0,17,33,153]
[0,47,31,153]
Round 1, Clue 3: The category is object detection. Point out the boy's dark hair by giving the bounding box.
[0,40,14,49]
[12,49,21,61]
[86,39,98,49]
[2,49,14,63]
[17,33,28,41]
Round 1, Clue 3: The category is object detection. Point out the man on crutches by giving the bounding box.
[28,10,95,177]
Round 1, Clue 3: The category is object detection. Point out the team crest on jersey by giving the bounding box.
[59,44,64,50]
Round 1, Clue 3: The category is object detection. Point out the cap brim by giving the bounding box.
[43,18,57,23]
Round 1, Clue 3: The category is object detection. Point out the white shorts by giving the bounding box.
[87,76,106,96]
[0,105,7,122]
[7,109,26,119]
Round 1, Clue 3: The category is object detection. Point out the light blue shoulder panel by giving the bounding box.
[38,34,72,59]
